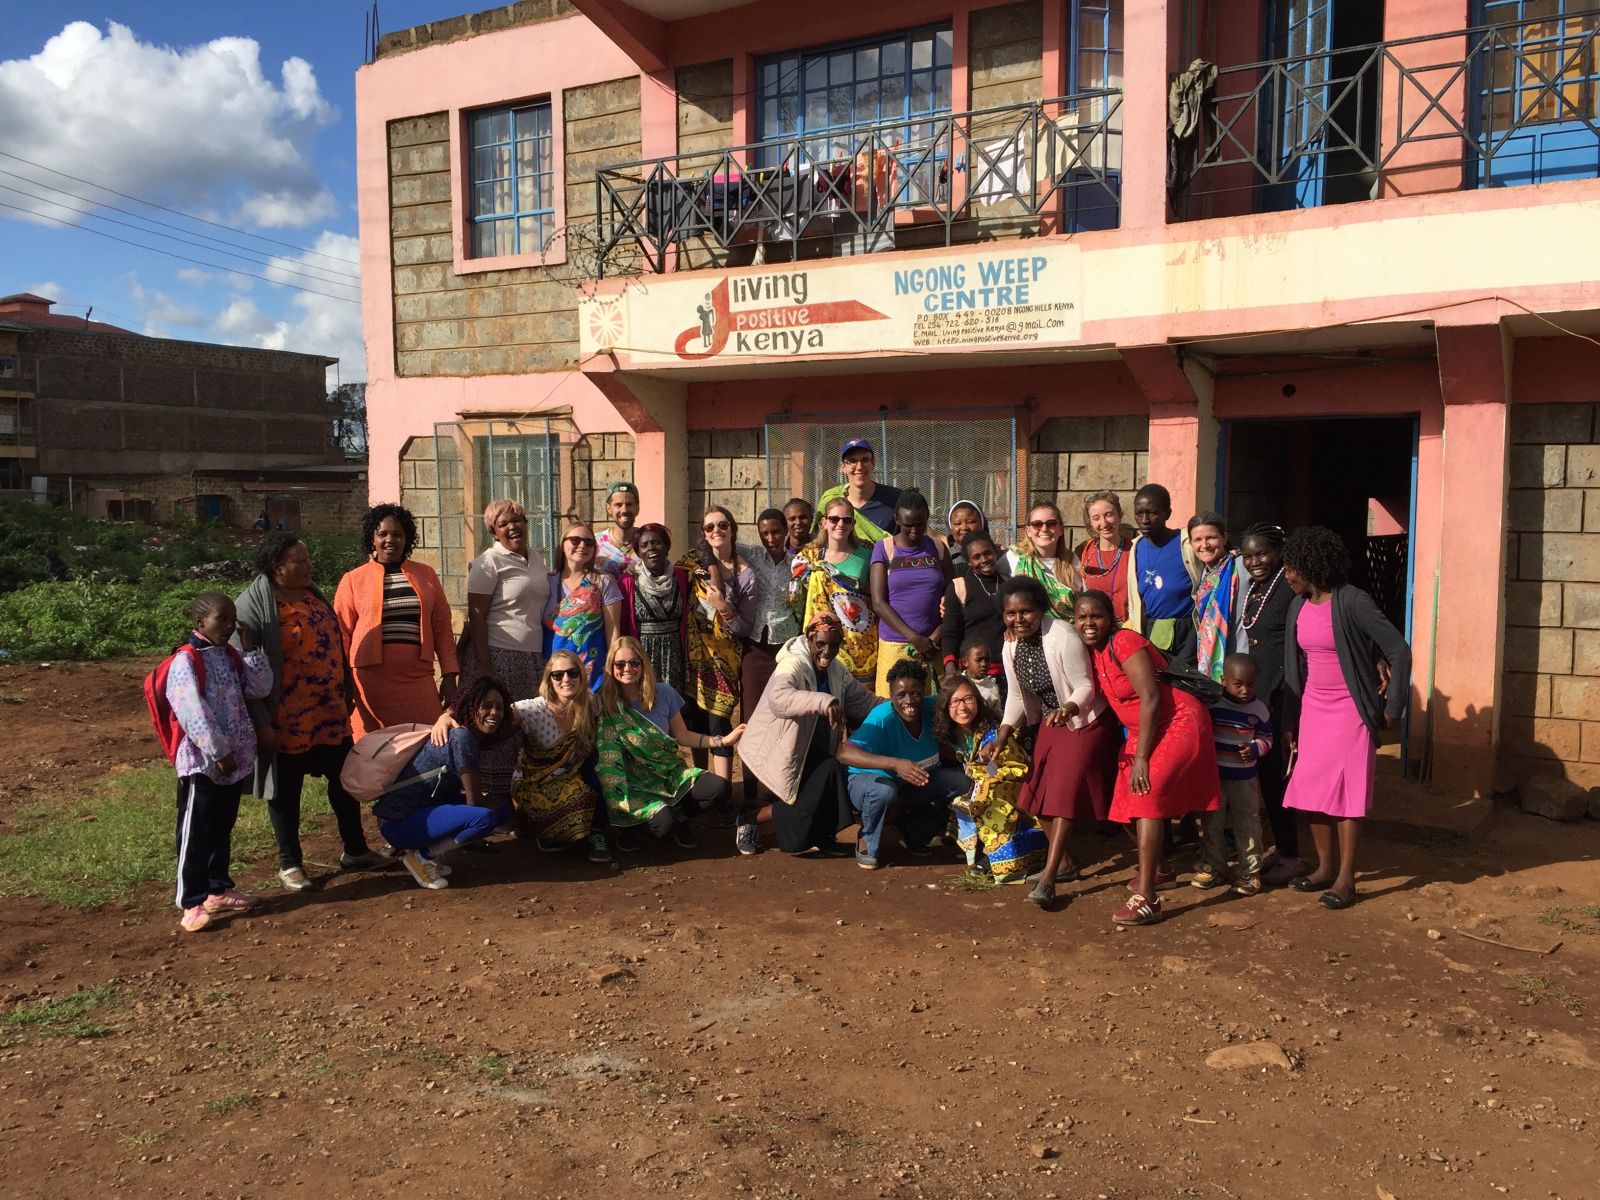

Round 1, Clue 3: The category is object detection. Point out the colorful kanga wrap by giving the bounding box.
[817,484,893,544]
[680,553,743,719]
[548,573,611,692]
[273,594,351,753]
[595,703,702,827]
[1009,550,1076,619]
[790,544,877,688]
[1194,553,1239,683]
[512,727,596,844]
[951,725,1047,883]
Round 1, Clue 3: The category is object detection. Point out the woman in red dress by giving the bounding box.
[1075,589,1219,926]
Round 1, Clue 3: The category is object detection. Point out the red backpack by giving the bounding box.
[144,643,245,764]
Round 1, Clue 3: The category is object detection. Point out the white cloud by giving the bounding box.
[124,274,208,335]
[210,231,366,382]
[175,267,211,287]
[20,280,65,301]
[0,21,338,229]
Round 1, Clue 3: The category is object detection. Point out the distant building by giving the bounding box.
[0,292,364,532]
[356,0,1600,798]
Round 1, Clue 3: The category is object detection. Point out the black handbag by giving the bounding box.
[1108,638,1223,706]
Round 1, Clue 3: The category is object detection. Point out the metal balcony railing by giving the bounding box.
[1174,8,1600,216]
[594,90,1122,277]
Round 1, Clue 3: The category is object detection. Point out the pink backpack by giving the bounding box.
[339,723,441,804]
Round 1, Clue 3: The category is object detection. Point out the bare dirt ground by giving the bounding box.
[1,658,1597,1200]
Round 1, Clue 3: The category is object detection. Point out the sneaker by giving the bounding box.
[1127,868,1180,893]
[855,849,881,870]
[587,833,612,864]
[339,850,388,871]
[400,850,449,890]
[180,905,213,933]
[423,856,452,877]
[376,842,402,859]
[203,889,257,914]
[277,866,312,891]
[1112,892,1163,926]
[615,831,642,854]
[1189,865,1228,890]
[672,822,699,850]
[735,823,759,856]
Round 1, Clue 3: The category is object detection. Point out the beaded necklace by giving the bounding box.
[1081,540,1123,579]
[1240,567,1285,632]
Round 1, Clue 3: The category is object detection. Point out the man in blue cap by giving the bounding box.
[818,437,901,541]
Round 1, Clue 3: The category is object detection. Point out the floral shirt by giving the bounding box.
[273,594,350,754]
[166,636,273,784]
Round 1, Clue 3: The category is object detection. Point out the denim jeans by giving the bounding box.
[846,767,969,858]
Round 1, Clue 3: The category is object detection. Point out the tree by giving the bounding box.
[328,382,367,459]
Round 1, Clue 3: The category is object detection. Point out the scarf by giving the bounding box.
[1194,553,1239,683]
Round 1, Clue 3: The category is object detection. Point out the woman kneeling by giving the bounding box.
[382,678,515,890]
[935,677,1047,885]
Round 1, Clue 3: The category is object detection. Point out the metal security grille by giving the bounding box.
[431,419,560,604]
[763,409,1020,544]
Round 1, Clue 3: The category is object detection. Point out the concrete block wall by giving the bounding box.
[688,428,767,530]
[569,432,639,526]
[1501,402,1600,789]
[376,0,574,59]
[1028,415,1148,540]
[967,0,1045,241]
[399,435,447,574]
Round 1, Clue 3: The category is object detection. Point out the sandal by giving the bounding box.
[1289,876,1334,893]
[1319,889,1356,910]
[1112,891,1163,926]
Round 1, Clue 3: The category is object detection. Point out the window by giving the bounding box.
[757,27,954,160]
[0,458,21,491]
[1071,0,1124,96]
[1480,1,1598,128]
[467,102,555,258]
[472,431,560,561]
[0,354,16,379]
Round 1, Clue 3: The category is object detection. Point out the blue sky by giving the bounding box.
[1,1,475,382]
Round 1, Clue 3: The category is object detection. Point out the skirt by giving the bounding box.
[350,645,443,740]
[1109,689,1221,822]
[874,640,937,698]
[771,744,853,854]
[1016,710,1121,822]
[1284,684,1376,819]
[460,645,545,805]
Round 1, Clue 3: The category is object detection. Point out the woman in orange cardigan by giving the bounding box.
[335,503,460,739]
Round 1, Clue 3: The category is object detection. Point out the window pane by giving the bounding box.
[855,81,880,122]
[761,98,779,135]
[856,47,879,78]
[881,40,905,74]
[518,215,543,253]
[517,176,537,212]
[807,92,827,129]
[806,55,827,91]
[472,181,500,217]
[911,71,932,114]
[1081,12,1107,50]
[1080,50,1108,92]
[935,28,953,66]
[912,35,933,70]
[881,73,906,116]
[830,52,852,86]
[829,84,853,127]
[935,71,951,112]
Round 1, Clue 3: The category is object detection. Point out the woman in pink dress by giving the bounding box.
[1281,527,1411,911]
[1075,589,1220,927]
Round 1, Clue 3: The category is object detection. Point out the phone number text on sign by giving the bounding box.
[911,302,1077,348]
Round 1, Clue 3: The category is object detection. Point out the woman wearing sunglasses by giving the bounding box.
[596,637,745,849]
[678,506,756,792]
[1005,502,1081,619]
[544,523,623,692]
[790,496,879,690]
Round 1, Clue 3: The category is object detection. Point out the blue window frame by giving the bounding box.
[1063,0,1125,230]
[1475,0,1600,186]
[1070,0,1123,95]
[467,102,554,258]
[756,26,954,161]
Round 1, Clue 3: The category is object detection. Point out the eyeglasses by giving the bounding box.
[611,658,644,671]
[565,536,596,547]
[549,667,583,682]
[948,694,978,706]
[703,520,731,532]
[1028,519,1062,531]
[821,514,850,525]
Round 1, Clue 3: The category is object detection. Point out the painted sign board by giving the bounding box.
[581,244,1081,367]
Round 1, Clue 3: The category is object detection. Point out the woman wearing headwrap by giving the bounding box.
[944,501,987,572]
[735,612,878,857]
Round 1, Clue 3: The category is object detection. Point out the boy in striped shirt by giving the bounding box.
[1193,653,1273,896]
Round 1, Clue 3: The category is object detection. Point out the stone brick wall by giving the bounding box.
[676,60,733,159]
[568,432,638,525]
[376,0,575,59]
[689,429,766,529]
[1028,415,1148,534]
[967,0,1045,241]
[389,111,581,378]
[1501,402,1600,789]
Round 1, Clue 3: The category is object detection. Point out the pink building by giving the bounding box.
[356,0,1600,800]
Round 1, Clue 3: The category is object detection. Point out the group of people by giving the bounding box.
[162,436,1410,934]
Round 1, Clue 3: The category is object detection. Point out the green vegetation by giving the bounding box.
[1536,905,1600,936]
[1507,974,1584,1016]
[0,502,360,660]
[203,1092,256,1117]
[474,1053,510,1081]
[0,763,325,907]
[4,981,119,1040]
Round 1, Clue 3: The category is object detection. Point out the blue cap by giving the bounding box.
[840,437,874,460]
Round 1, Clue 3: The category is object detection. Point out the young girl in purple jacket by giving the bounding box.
[166,592,273,933]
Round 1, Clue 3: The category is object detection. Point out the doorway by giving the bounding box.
[1221,415,1415,632]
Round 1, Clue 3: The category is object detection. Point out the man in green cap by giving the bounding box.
[596,481,640,575]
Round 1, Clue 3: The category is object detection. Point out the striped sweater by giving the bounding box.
[1208,694,1274,782]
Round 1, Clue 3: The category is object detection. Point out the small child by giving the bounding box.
[960,636,1003,712]
[1194,652,1272,896]
[166,592,273,933]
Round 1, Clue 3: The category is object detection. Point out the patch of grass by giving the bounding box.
[946,870,998,893]
[118,1131,167,1149]
[1507,975,1585,1016]
[474,1054,509,1082]
[203,1092,255,1118]
[1536,906,1600,936]
[0,764,325,907]
[4,981,118,1039]
[203,988,233,1005]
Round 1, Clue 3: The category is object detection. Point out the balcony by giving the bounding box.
[1174,7,1600,219]
[593,90,1122,277]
